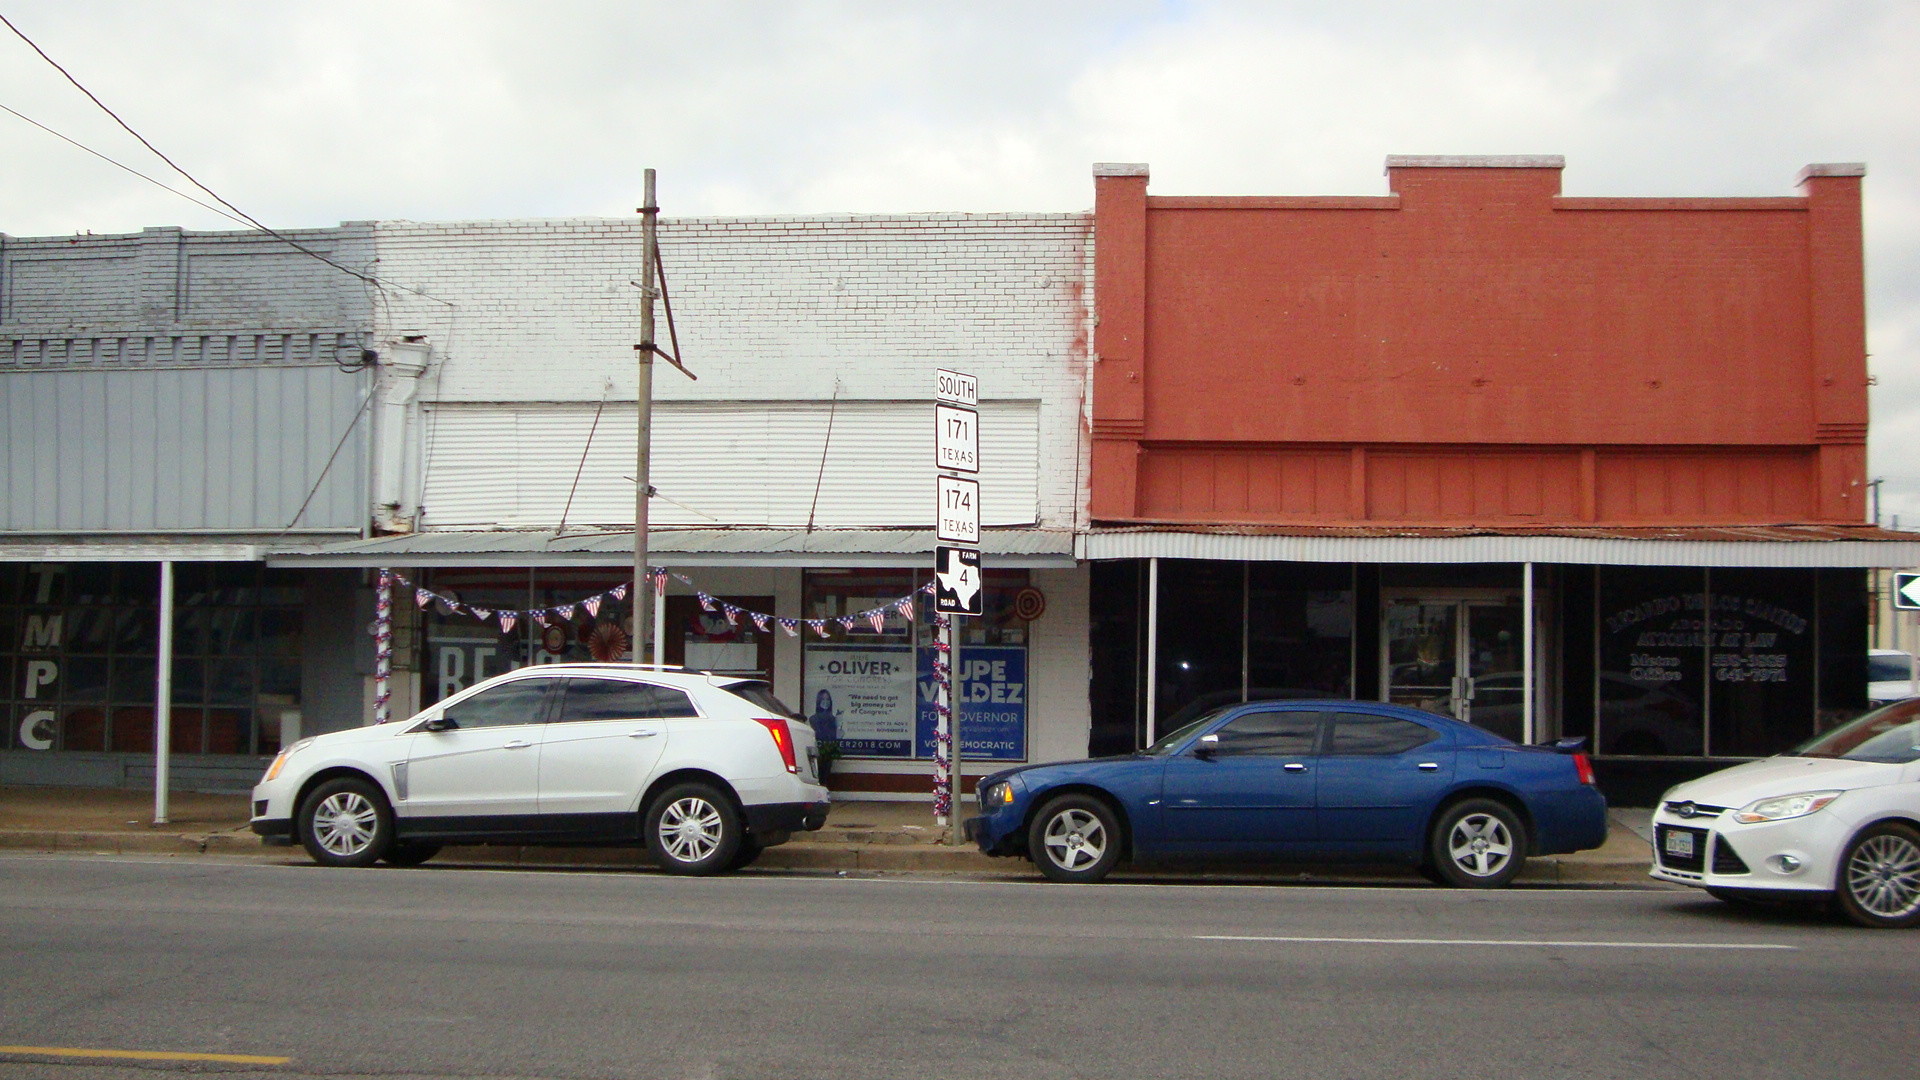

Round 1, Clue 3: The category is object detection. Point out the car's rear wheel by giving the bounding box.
[1028,794,1123,883]
[1429,798,1527,888]
[1834,821,1920,928]
[646,782,742,876]
[297,777,393,868]
[383,840,442,867]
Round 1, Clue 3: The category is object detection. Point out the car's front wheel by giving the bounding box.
[1028,794,1123,883]
[1429,798,1527,888]
[1834,821,1920,928]
[646,782,742,876]
[297,777,393,868]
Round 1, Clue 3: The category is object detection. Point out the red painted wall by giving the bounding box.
[1089,160,1869,526]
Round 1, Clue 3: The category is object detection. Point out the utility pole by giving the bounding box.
[634,169,658,661]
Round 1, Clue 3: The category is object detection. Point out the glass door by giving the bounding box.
[1384,601,1459,718]
[1382,595,1526,741]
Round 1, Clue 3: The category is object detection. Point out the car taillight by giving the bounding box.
[1573,753,1596,786]
[752,717,799,774]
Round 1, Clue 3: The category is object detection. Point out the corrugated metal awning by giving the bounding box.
[265,527,1079,569]
[0,531,357,562]
[1077,523,1920,568]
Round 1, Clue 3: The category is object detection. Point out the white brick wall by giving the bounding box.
[372,213,1094,530]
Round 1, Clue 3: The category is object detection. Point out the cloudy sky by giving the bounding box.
[4,0,1918,518]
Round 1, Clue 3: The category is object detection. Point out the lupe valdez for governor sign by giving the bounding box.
[799,643,1026,760]
[916,645,1026,761]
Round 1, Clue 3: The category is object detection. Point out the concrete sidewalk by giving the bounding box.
[0,785,1658,884]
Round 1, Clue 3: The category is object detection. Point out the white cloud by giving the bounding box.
[3,0,1917,515]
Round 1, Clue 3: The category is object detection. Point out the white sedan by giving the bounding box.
[1650,699,1920,927]
[251,665,830,874]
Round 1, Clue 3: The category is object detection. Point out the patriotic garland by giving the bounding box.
[929,614,954,818]
[381,569,935,641]
[373,571,394,724]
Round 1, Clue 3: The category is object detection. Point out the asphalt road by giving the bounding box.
[0,854,1914,1080]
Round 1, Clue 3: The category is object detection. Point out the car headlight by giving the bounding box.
[262,737,315,782]
[979,781,1015,809]
[1731,790,1842,824]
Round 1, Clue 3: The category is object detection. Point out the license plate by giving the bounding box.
[1663,830,1695,858]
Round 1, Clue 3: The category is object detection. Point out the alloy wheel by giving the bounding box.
[1845,832,1920,920]
[1446,812,1514,879]
[313,791,379,858]
[1042,808,1107,872]
[659,796,724,864]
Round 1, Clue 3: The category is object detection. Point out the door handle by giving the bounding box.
[504,740,533,750]
[626,731,660,739]
[1417,762,1440,771]
[1283,762,1308,772]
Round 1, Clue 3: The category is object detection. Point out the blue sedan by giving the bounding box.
[965,700,1608,886]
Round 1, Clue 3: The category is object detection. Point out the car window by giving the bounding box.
[1869,654,1916,682]
[439,679,551,729]
[1791,699,1920,763]
[1326,712,1438,756]
[1209,711,1319,757]
[556,678,700,721]
[720,680,800,719]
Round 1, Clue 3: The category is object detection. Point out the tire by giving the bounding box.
[727,838,765,871]
[1027,793,1123,883]
[297,776,393,868]
[1834,821,1920,929]
[646,782,742,876]
[383,840,442,868]
[1429,798,1528,889]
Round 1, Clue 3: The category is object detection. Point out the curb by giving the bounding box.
[0,829,1656,884]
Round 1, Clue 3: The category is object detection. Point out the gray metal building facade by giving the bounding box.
[1,225,376,788]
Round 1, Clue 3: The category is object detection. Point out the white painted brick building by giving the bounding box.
[279,210,1100,795]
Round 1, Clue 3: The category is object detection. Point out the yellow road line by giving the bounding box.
[0,1044,290,1065]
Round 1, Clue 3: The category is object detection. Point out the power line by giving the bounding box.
[0,11,455,310]
[0,102,247,226]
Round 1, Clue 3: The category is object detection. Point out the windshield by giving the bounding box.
[1142,707,1236,756]
[1868,654,1916,683]
[1789,700,1920,763]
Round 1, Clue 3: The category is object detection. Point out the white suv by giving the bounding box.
[250,665,830,874]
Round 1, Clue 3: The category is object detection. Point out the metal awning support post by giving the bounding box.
[652,570,666,669]
[1145,557,1160,747]
[153,560,174,825]
[1522,561,1535,745]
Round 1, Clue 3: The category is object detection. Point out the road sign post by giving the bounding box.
[934,369,980,838]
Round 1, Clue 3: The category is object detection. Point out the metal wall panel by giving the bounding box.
[1,366,367,532]
[419,401,1040,529]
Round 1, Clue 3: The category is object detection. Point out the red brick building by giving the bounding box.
[1080,157,1920,799]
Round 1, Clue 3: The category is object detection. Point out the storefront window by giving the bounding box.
[0,562,303,756]
[800,568,1030,761]
[1597,567,1708,756]
[419,568,633,707]
[1706,568,1815,757]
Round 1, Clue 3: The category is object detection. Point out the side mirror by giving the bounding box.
[1193,732,1220,759]
[422,716,458,732]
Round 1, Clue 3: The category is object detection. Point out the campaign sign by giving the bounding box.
[803,644,916,757]
[917,645,1027,761]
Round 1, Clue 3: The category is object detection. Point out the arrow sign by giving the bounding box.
[1895,572,1920,611]
[935,546,983,616]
